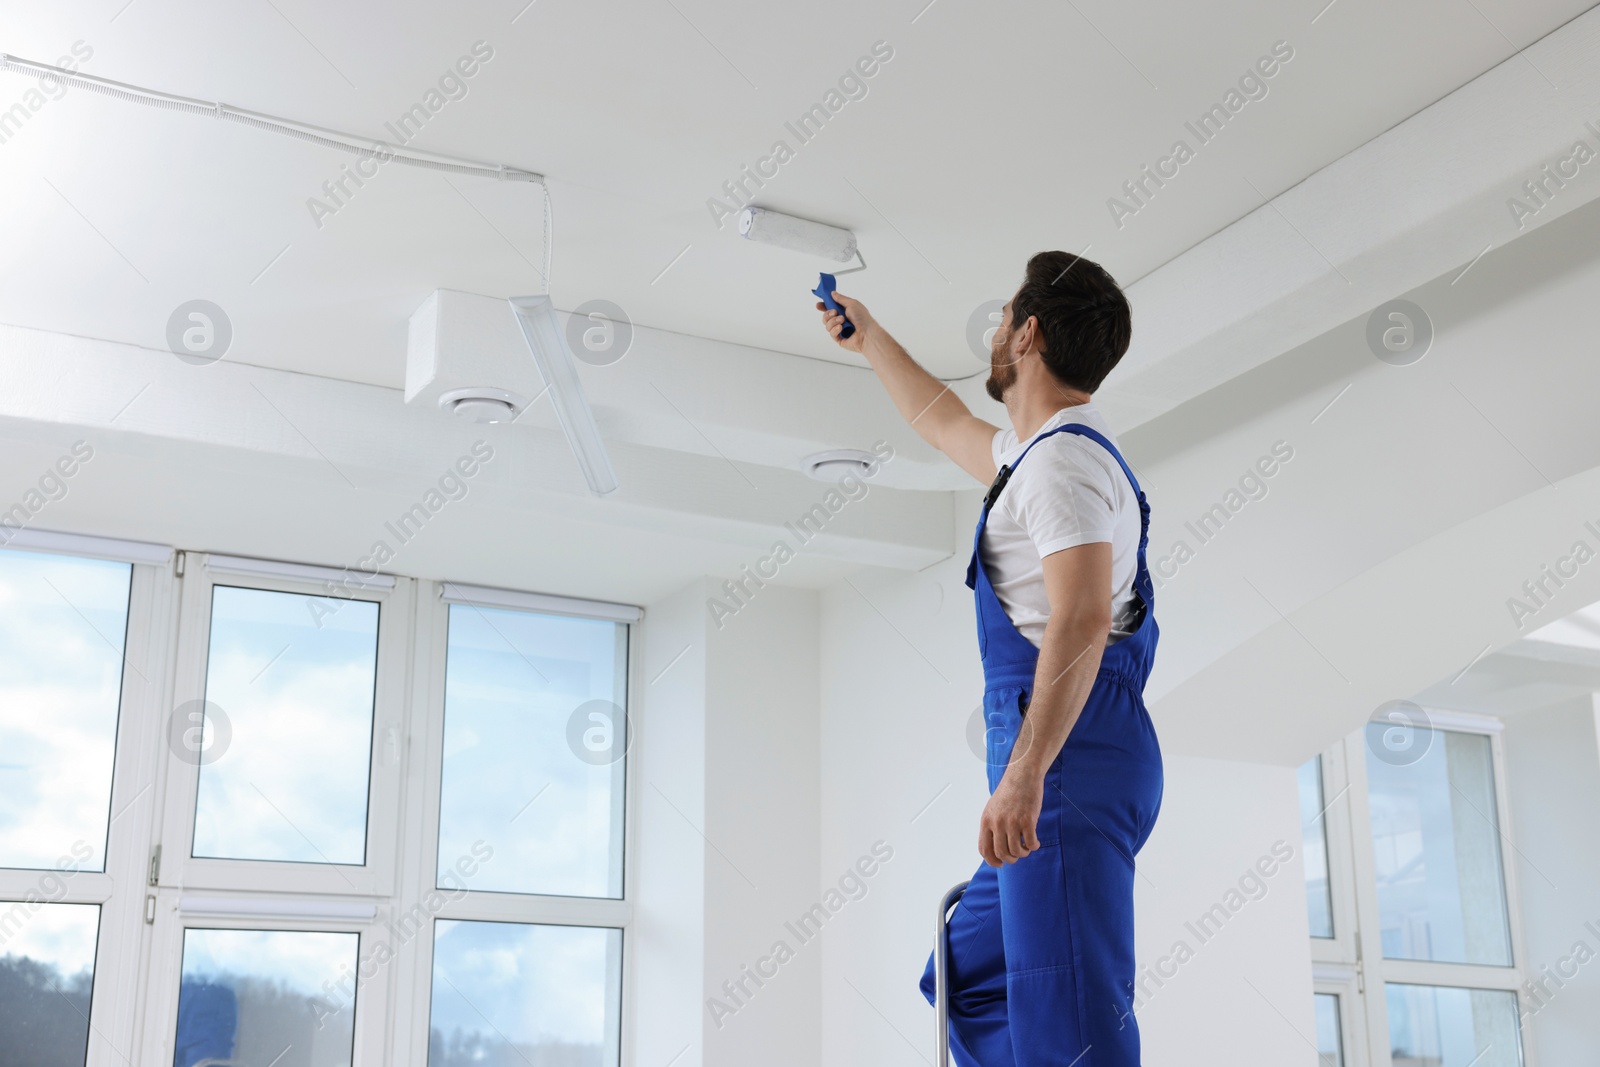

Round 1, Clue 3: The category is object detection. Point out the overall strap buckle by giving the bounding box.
[983,464,1013,511]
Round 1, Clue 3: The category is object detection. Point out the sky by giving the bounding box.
[193,585,379,864]
[0,550,129,874]
[437,604,627,897]
[430,919,618,1050]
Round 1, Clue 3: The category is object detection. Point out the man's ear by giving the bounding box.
[1019,314,1042,358]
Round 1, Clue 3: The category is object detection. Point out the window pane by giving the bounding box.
[174,928,358,1067]
[428,920,621,1067]
[438,606,627,897]
[1365,726,1512,965]
[193,587,379,865]
[1314,993,1343,1067]
[0,551,130,872]
[1386,983,1523,1067]
[0,901,99,1066]
[1298,756,1334,938]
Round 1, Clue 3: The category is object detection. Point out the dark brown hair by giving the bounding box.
[1010,251,1132,393]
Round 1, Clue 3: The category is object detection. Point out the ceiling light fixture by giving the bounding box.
[0,54,630,497]
[510,295,619,496]
[801,449,878,481]
[438,387,526,424]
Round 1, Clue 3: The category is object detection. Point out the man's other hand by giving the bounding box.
[978,768,1044,867]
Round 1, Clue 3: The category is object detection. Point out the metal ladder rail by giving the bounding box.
[934,880,970,1067]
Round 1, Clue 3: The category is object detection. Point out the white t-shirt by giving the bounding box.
[980,404,1142,648]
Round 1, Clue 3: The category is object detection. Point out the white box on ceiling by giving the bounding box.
[405,289,543,411]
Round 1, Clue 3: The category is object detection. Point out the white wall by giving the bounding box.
[1501,694,1600,1065]
[815,502,1316,1066]
[1131,755,1314,1061]
[702,584,822,1067]
[634,578,822,1067]
[633,581,709,1067]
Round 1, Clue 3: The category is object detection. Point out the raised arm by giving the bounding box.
[820,291,1000,484]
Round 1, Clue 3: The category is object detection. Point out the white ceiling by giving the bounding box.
[5,0,1600,768]
[0,0,1592,387]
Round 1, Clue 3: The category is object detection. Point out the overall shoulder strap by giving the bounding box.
[984,422,1146,510]
[980,422,1154,604]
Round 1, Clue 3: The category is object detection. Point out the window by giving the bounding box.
[414,596,631,1065]
[174,928,360,1067]
[1364,727,1511,967]
[0,548,134,1066]
[191,586,381,866]
[1315,991,1345,1067]
[0,902,100,1064]
[435,603,628,898]
[1384,984,1521,1067]
[1300,756,1334,939]
[0,541,637,1067]
[1300,711,1530,1067]
[0,550,131,872]
[428,920,623,1066]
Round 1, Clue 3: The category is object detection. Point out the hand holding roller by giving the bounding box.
[812,273,854,339]
[737,205,866,338]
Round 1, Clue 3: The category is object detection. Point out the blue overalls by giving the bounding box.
[921,424,1164,1066]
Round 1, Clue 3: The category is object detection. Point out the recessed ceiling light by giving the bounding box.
[439,387,525,424]
[802,449,877,481]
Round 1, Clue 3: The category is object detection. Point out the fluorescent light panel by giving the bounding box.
[509,295,620,497]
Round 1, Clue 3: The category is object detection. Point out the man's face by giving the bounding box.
[985,300,1022,403]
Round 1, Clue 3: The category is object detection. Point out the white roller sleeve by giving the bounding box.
[738,206,858,263]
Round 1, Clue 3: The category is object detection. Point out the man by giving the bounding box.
[819,251,1163,1066]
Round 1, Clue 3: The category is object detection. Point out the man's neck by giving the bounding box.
[1007,385,1093,443]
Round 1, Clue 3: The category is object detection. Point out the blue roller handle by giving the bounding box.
[813,273,854,339]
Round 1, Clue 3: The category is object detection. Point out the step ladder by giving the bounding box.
[934,880,969,1066]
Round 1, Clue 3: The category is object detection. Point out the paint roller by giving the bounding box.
[738,206,866,338]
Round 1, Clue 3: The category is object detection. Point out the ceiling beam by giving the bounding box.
[1098,5,1600,429]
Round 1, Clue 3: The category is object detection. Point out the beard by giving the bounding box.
[985,347,1017,402]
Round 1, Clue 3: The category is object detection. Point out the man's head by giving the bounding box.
[986,251,1132,403]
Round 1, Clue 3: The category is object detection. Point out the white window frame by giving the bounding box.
[392,584,638,1066]
[152,555,413,898]
[1314,709,1535,1067]
[134,555,414,1065]
[1,546,641,1067]
[1312,964,1367,1067]
[0,552,176,1067]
